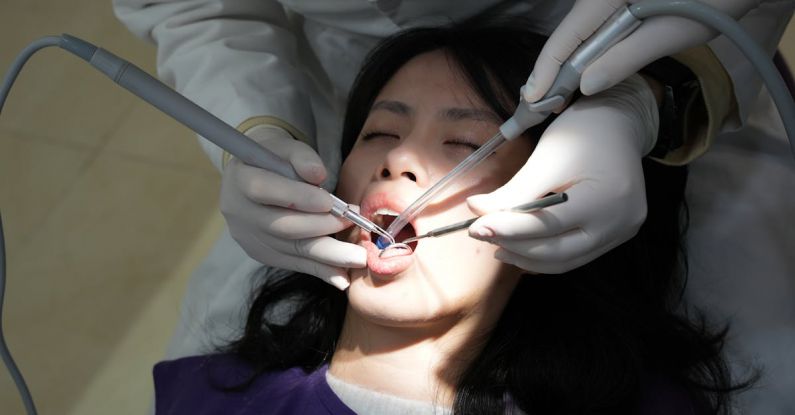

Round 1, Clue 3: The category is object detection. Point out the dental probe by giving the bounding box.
[2,3,795,415]
[39,35,394,245]
[392,193,568,248]
[378,6,643,249]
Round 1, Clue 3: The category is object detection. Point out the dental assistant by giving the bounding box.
[113,0,794,409]
[114,0,792,282]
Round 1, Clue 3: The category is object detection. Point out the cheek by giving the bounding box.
[336,149,375,201]
[418,211,507,296]
[437,234,523,298]
[501,137,534,176]
[439,140,534,200]
[424,230,502,285]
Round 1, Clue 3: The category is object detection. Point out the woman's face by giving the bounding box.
[336,50,533,328]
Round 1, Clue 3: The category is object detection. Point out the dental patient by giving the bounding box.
[153,16,747,415]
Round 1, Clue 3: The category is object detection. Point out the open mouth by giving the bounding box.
[370,208,418,251]
[355,193,426,277]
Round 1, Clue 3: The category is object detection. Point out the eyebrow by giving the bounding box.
[370,100,501,125]
[439,107,501,124]
[370,100,412,116]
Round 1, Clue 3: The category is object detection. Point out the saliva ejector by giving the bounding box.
[2,1,795,413]
[0,35,395,247]
[376,0,795,252]
[0,32,396,415]
[374,6,643,251]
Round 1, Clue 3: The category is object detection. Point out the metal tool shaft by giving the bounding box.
[399,193,568,244]
[57,35,392,240]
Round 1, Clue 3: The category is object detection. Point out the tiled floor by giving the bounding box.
[0,1,221,414]
[0,1,793,414]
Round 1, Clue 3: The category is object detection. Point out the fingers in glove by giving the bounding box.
[226,194,354,240]
[257,205,354,239]
[229,229,353,289]
[272,254,351,290]
[492,228,601,264]
[494,247,604,275]
[248,237,352,290]
[473,176,645,242]
[466,141,575,216]
[468,210,568,240]
[525,0,628,102]
[580,16,713,95]
[260,234,367,269]
[248,125,327,185]
[467,180,611,242]
[234,162,333,213]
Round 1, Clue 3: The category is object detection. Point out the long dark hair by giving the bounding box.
[224,16,748,414]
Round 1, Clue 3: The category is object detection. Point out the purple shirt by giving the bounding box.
[153,354,355,415]
[154,354,703,414]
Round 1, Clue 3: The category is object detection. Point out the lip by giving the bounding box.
[357,191,423,278]
[359,192,425,237]
[359,192,411,230]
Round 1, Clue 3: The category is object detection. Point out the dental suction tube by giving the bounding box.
[0,215,36,415]
[60,35,393,243]
[1,35,391,244]
[0,33,394,415]
[61,35,302,181]
[2,2,795,413]
[382,2,795,246]
[627,0,795,156]
[59,35,392,243]
[380,6,642,247]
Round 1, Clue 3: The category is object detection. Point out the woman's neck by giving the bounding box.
[328,309,491,407]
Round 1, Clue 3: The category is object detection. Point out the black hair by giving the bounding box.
[223,16,750,414]
[339,15,552,160]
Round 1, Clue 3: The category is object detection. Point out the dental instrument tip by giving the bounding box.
[376,238,391,250]
[374,229,396,248]
[377,242,412,258]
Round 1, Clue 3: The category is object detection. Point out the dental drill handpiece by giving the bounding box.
[55,34,394,244]
[377,6,642,249]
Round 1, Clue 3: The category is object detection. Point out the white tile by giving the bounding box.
[0,0,159,149]
[0,153,220,414]
[103,102,219,172]
[0,132,93,245]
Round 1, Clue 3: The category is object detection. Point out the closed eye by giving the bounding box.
[361,130,400,141]
[444,138,480,151]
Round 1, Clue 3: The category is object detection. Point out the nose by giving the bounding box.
[377,140,428,186]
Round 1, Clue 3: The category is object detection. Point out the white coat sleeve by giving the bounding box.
[113,0,316,171]
[708,0,795,131]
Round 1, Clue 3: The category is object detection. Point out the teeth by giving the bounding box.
[375,208,399,216]
[370,208,401,229]
[379,244,412,258]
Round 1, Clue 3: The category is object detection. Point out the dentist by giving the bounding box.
[115,0,788,281]
[115,0,794,412]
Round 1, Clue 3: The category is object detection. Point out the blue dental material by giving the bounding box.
[376,193,568,254]
[2,2,795,413]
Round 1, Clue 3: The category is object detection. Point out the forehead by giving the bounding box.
[374,50,488,111]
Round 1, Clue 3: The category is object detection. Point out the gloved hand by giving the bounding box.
[523,0,760,101]
[220,125,366,289]
[467,75,659,273]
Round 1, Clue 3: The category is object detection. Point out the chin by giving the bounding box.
[346,272,457,328]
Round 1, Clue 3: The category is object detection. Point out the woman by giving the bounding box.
[153,18,745,414]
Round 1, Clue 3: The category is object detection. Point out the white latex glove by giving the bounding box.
[467,75,659,273]
[220,125,366,289]
[524,0,760,101]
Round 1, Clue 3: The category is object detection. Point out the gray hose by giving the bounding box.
[1,3,794,415]
[0,36,60,111]
[0,214,37,415]
[629,0,795,158]
[0,38,57,415]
